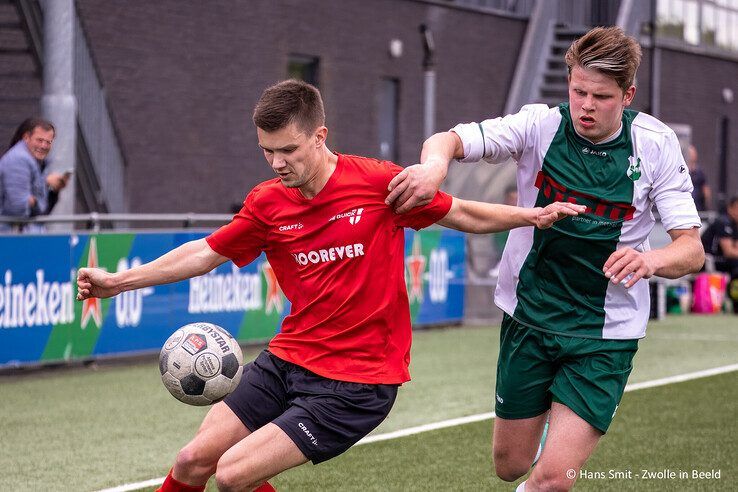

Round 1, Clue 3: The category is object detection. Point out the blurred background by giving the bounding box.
[1,0,736,216]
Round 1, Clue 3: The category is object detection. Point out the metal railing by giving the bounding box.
[73,6,128,213]
[0,213,232,233]
[14,0,127,213]
[616,0,651,37]
[16,0,43,68]
[504,0,557,114]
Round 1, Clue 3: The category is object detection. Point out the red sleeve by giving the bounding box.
[206,191,268,267]
[383,162,453,230]
[393,190,452,230]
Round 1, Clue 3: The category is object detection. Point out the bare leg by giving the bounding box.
[492,412,549,481]
[525,402,602,491]
[172,402,251,485]
[215,423,309,491]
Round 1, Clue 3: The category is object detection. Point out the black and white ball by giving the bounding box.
[159,323,244,406]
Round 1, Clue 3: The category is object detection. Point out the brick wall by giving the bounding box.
[657,48,738,207]
[76,0,526,212]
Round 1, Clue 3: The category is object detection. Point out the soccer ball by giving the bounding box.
[159,323,244,406]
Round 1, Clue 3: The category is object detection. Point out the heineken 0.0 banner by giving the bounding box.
[0,229,465,367]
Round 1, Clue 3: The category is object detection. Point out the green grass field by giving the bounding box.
[1,315,736,491]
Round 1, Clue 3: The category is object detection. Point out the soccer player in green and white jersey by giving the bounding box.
[386,27,705,491]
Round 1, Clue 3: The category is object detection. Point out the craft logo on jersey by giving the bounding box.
[182,333,207,355]
[278,223,303,232]
[329,208,363,225]
[627,156,642,181]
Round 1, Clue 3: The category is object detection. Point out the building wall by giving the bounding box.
[657,48,738,208]
[76,0,526,213]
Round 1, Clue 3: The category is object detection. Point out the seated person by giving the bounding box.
[703,196,738,312]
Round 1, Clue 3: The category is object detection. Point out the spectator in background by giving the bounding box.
[707,195,738,313]
[688,144,712,212]
[7,118,70,215]
[0,118,51,231]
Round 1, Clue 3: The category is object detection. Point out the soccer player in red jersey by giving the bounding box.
[76,80,583,492]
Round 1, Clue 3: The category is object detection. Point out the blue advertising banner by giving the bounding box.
[1,228,464,367]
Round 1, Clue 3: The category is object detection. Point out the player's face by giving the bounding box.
[22,127,54,161]
[257,122,326,189]
[568,65,635,144]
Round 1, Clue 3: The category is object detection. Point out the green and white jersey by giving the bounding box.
[452,104,700,339]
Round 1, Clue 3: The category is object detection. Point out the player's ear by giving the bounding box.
[622,85,636,107]
[315,126,328,147]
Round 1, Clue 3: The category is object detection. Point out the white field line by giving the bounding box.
[645,333,738,342]
[96,478,167,492]
[624,363,738,391]
[356,412,495,445]
[96,363,738,492]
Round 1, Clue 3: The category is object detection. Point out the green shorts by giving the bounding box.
[495,314,638,433]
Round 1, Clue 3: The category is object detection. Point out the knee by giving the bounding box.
[528,469,574,492]
[493,448,531,482]
[495,464,529,482]
[214,469,238,492]
[215,466,258,492]
[175,442,217,476]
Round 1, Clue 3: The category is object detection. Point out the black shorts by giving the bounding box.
[223,350,399,463]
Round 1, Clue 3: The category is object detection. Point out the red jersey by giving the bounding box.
[206,153,452,384]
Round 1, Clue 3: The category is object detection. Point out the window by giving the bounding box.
[377,78,400,162]
[657,0,738,52]
[287,55,319,86]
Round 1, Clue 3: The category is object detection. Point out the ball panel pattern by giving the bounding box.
[221,353,240,379]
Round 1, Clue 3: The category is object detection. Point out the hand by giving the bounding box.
[76,267,119,300]
[386,162,446,214]
[46,173,69,191]
[28,195,37,207]
[533,202,587,229]
[602,248,657,289]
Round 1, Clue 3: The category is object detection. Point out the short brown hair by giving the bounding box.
[565,26,642,91]
[253,79,325,134]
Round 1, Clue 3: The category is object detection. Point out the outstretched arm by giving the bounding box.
[386,131,464,213]
[437,198,585,233]
[76,238,229,300]
[602,228,704,288]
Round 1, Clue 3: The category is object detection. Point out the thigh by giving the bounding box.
[551,338,638,433]
[217,422,309,489]
[188,401,252,460]
[493,413,549,463]
[495,315,556,420]
[223,350,289,432]
[529,401,603,489]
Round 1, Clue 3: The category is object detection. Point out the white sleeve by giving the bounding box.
[450,104,545,164]
[649,131,701,231]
